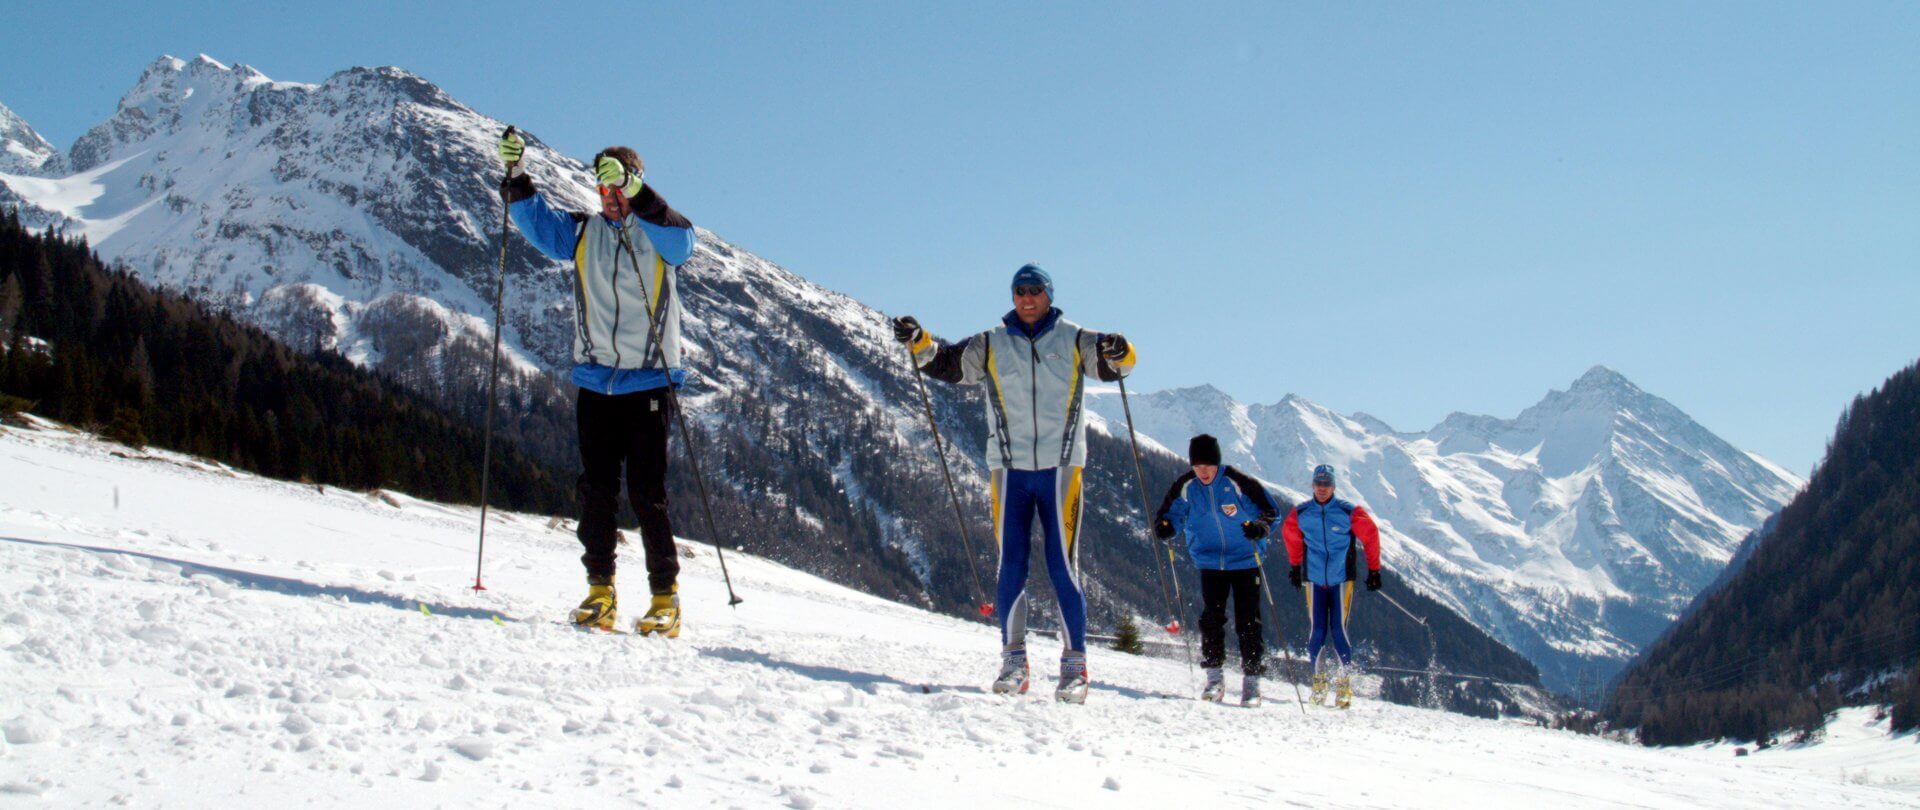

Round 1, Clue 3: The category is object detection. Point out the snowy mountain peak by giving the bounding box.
[1085,368,1804,689]
[0,100,62,176]
[1571,363,1633,391]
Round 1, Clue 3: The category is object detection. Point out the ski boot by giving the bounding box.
[1241,675,1262,708]
[1200,668,1226,703]
[1310,673,1329,706]
[1335,675,1353,710]
[991,650,1030,695]
[634,585,681,638]
[569,578,618,631]
[1056,652,1089,705]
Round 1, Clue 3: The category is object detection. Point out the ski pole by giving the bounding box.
[615,226,743,606]
[1371,584,1439,707]
[1376,589,1425,625]
[1116,377,1197,679]
[1251,547,1310,716]
[472,124,517,593]
[897,337,994,619]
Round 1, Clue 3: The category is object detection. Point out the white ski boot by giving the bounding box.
[1055,652,1089,705]
[1200,668,1226,703]
[991,650,1030,695]
[1241,675,1262,708]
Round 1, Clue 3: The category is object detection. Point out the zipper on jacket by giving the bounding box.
[1027,336,1041,466]
[1207,480,1229,571]
[606,220,624,376]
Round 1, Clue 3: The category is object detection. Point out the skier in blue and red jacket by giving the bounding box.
[1281,464,1383,708]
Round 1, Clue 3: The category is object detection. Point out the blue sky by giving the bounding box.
[3,1,1916,474]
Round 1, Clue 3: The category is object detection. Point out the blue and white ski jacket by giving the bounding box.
[1155,466,1280,570]
[503,172,697,395]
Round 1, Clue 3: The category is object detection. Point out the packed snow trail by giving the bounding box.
[1,422,1912,807]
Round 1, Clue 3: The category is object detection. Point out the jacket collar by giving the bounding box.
[1002,307,1062,340]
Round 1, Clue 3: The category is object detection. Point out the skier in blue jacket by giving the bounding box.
[1154,434,1280,705]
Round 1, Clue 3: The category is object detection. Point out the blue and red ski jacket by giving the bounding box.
[1282,496,1382,586]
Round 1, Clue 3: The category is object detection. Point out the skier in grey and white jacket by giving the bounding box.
[892,264,1136,704]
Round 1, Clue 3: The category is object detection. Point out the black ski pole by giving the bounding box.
[472,124,517,593]
[1251,547,1310,715]
[1373,585,1439,709]
[1116,376,1198,679]
[615,225,742,606]
[898,336,993,619]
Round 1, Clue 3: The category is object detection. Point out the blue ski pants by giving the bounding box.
[1306,581,1355,670]
[993,467,1088,654]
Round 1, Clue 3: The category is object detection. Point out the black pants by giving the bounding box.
[1199,568,1266,676]
[576,387,679,594]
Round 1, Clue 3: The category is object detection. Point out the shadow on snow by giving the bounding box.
[1,535,508,622]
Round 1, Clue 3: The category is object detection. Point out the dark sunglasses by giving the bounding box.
[1013,285,1049,297]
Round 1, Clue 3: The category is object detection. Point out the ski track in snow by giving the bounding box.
[0,422,1912,808]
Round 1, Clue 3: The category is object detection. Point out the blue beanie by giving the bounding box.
[1312,464,1336,486]
[1011,263,1054,298]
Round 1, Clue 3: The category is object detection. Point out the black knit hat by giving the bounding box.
[1188,434,1222,466]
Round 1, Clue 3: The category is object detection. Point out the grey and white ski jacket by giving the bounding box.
[913,308,1136,471]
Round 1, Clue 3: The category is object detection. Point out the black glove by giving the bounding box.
[1241,519,1270,541]
[1366,570,1383,591]
[1288,565,1303,589]
[1097,333,1130,361]
[1153,518,1176,540]
[892,315,922,345]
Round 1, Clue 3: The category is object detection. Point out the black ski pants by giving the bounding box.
[576,387,679,594]
[1199,567,1266,676]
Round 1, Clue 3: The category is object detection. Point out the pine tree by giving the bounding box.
[1112,614,1146,655]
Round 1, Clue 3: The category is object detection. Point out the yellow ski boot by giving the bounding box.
[1336,675,1354,710]
[1311,674,1329,706]
[569,579,618,631]
[635,585,681,638]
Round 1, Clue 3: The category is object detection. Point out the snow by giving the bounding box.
[2,420,1911,807]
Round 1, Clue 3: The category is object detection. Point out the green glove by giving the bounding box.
[498,131,525,165]
[595,155,644,198]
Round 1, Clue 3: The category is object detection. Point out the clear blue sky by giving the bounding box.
[4,1,1916,475]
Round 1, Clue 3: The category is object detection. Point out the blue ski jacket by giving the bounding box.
[1155,466,1280,570]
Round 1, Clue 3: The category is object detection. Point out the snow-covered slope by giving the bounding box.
[2,420,1911,806]
[1084,368,1804,690]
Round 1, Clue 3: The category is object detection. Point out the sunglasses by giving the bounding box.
[597,184,626,210]
[1013,285,1049,297]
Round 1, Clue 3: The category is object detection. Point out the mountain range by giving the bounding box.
[0,54,1801,692]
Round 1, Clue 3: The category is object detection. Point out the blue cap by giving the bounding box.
[1312,464,1336,486]
[1011,263,1054,298]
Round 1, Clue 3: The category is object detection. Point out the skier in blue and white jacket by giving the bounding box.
[1153,434,1280,705]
